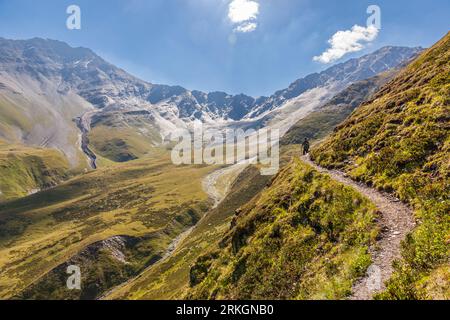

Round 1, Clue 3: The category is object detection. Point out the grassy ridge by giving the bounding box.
[187,159,378,300]
[0,150,215,299]
[311,32,450,299]
[0,141,70,201]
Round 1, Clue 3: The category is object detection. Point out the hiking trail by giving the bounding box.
[301,155,416,300]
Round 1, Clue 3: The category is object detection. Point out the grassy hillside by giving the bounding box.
[105,146,300,299]
[0,150,215,299]
[0,96,33,142]
[187,159,379,300]
[89,111,162,162]
[104,69,410,300]
[107,165,272,299]
[311,32,450,299]
[0,140,70,201]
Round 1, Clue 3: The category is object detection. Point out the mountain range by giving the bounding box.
[0,32,446,301]
[0,37,422,167]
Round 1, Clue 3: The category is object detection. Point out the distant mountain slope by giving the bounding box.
[312,32,450,299]
[0,38,422,164]
[281,49,424,147]
[281,70,398,146]
[227,46,423,138]
[247,46,422,119]
[0,78,91,168]
[0,38,421,122]
[87,110,162,163]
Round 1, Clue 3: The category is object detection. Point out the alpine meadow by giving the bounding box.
[0,0,448,304]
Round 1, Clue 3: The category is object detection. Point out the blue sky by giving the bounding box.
[0,0,448,96]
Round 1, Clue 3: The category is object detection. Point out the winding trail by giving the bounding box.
[301,155,416,300]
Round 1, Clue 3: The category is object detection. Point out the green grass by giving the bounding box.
[186,159,378,300]
[106,164,274,300]
[311,32,450,300]
[0,97,33,139]
[0,141,70,201]
[0,149,216,299]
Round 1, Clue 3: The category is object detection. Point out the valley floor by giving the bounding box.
[0,151,217,299]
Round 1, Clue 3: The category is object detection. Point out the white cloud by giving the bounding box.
[235,22,258,33]
[313,25,379,64]
[228,0,259,33]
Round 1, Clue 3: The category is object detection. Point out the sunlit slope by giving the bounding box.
[312,32,450,299]
[88,111,162,163]
[0,151,215,299]
[0,140,70,201]
[187,159,378,300]
[105,65,407,300]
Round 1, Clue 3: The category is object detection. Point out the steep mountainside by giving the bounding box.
[281,49,423,147]
[106,163,275,300]
[183,33,449,301]
[0,38,421,164]
[103,146,304,300]
[0,76,91,168]
[312,32,450,299]
[187,159,379,300]
[227,46,423,138]
[247,46,421,119]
